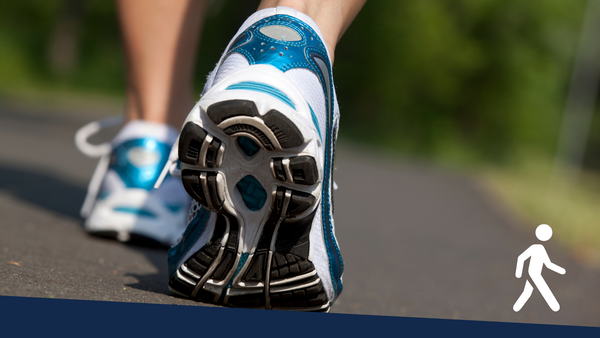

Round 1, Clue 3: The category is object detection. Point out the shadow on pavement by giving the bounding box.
[0,161,85,219]
[0,161,173,297]
[124,247,171,296]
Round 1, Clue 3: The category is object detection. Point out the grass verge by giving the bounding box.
[480,154,600,267]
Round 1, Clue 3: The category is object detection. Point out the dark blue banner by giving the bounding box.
[0,296,596,337]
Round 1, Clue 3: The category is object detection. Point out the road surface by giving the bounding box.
[0,101,599,326]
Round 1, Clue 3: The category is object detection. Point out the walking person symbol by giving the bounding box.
[513,224,566,312]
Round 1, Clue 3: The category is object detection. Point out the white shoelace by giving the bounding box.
[154,136,181,189]
[75,116,123,218]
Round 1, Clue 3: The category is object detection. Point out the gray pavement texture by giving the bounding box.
[1,101,599,326]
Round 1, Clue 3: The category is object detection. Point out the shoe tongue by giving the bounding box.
[112,120,179,147]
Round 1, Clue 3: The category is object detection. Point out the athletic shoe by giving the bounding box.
[76,119,191,248]
[161,7,344,311]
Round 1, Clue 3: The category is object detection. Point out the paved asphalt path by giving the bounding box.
[1,101,599,326]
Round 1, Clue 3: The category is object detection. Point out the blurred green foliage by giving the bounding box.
[336,0,586,164]
[0,1,122,92]
[0,0,590,166]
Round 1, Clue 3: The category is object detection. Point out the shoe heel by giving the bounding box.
[171,98,329,311]
[206,99,305,150]
[179,122,226,168]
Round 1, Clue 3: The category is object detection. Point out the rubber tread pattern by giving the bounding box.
[168,214,227,296]
[179,122,223,169]
[264,110,303,148]
[179,122,207,165]
[289,157,318,185]
[181,170,224,212]
[206,99,259,125]
[205,139,222,168]
[171,100,327,310]
[224,124,274,151]
[170,213,241,298]
[272,156,318,185]
[207,100,304,150]
[270,276,328,308]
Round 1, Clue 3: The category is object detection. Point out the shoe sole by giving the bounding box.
[168,98,330,311]
[84,188,187,248]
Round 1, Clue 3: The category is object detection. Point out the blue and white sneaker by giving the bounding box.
[76,119,191,248]
[161,7,344,311]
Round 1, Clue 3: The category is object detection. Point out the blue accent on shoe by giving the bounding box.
[113,207,156,218]
[97,191,110,200]
[237,136,260,157]
[233,252,249,279]
[164,203,184,213]
[308,103,322,142]
[226,14,344,299]
[236,175,267,211]
[110,138,172,190]
[226,81,295,110]
[227,16,329,77]
[219,252,250,300]
[168,207,210,278]
[224,252,249,289]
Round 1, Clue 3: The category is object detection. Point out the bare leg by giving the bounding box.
[513,280,534,312]
[117,0,209,128]
[257,0,367,63]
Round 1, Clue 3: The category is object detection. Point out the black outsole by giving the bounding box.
[170,188,327,310]
[181,170,225,212]
[205,99,260,124]
[171,99,328,311]
[271,156,318,185]
[179,122,224,168]
[205,99,304,150]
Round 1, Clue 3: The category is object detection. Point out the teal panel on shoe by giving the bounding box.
[97,191,110,200]
[237,136,260,157]
[168,207,210,278]
[222,252,250,298]
[226,81,295,110]
[164,203,184,213]
[113,207,156,218]
[111,138,172,190]
[233,252,250,279]
[236,175,267,211]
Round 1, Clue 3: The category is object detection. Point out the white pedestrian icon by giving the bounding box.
[513,224,566,312]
